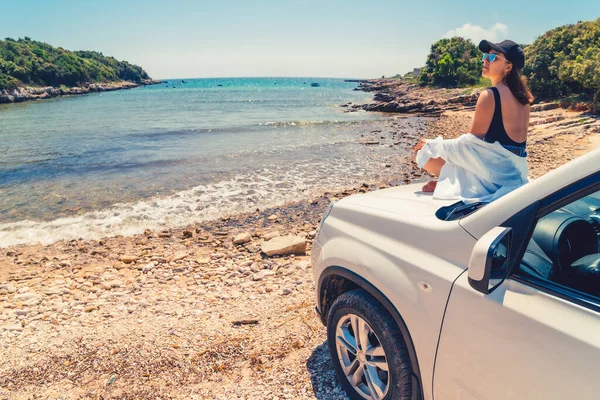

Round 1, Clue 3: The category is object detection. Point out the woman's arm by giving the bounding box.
[469,89,495,138]
[413,89,495,177]
[413,139,445,176]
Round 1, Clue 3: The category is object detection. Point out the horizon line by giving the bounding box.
[154,75,377,81]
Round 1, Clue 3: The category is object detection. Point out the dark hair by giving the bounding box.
[504,67,534,105]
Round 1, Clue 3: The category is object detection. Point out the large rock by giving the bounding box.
[171,252,188,262]
[252,270,275,281]
[261,236,307,257]
[100,280,123,290]
[120,255,138,264]
[2,324,23,332]
[0,284,17,294]
[23,297,42,306]
[262,230,281,240]
[13,293,40,302]
[233,232,252,245]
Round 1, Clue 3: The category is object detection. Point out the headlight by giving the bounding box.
[318,202,335,232]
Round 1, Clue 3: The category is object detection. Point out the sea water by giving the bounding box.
[0,77,419,246]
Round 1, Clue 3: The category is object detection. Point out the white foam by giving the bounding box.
[0,155,404,248]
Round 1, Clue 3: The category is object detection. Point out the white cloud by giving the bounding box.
[443,23,508,43]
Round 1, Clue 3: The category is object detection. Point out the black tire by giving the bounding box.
[327,289,413,400]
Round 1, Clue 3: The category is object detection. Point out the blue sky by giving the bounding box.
[2,0,598,79]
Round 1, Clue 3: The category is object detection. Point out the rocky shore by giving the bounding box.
[0,79,163,104]
[343,79,480,114]
[1,81,599,399]
[343,78,568,116]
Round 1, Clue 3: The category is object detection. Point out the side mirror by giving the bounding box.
[468,227,512,294]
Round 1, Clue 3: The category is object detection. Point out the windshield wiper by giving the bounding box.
[437,201,485,221]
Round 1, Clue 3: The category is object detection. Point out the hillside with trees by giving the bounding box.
[418,18,600,112]
[523,18,600,112]
[0,37,150,91]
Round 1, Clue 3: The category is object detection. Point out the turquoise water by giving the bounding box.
[0,77,417,246]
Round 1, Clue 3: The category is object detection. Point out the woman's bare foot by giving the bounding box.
[422,180,437,193]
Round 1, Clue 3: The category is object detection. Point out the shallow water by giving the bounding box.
[0,77,418,247]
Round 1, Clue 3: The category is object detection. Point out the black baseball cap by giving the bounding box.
[479,39,525,69]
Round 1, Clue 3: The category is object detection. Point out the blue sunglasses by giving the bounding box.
[482,53,511,63]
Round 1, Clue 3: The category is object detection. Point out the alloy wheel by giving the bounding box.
[335,313,390,400]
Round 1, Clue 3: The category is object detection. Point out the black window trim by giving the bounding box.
[537,171,600,217]
[507,171,600,313]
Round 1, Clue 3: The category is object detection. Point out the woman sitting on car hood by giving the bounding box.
[414,39,534,203]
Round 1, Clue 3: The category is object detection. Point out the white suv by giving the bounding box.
[311,148,600,400]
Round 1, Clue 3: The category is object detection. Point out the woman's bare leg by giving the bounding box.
[423,157,445,176]
[421,157,445,192]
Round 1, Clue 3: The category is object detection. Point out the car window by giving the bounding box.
[516,188,600,300]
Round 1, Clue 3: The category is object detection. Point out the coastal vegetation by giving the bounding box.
[0,37,150,91]
[417,18,600,112]
[523,18,600,113]
[419,37,482,87]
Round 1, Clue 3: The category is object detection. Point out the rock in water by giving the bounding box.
[233,232,251,245]
[261,236,307,257]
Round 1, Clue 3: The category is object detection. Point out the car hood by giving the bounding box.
[338,183,457,217]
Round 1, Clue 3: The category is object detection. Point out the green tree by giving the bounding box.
[419,37,481,87]
[560,49,600,113]
[523,18,600,101]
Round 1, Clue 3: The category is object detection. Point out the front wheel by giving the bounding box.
[327,289,413,400]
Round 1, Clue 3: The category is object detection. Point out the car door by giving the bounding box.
[432,175,600,400]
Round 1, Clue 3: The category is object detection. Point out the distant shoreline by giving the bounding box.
[348,78,596,116]
[0,79,163,105]
[344,78,480,115]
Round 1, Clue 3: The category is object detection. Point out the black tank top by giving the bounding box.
[484,87,526,148]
